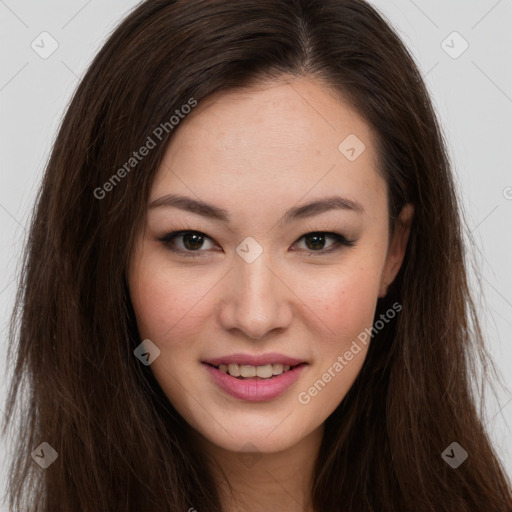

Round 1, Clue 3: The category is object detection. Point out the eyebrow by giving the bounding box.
[148,193,364,224]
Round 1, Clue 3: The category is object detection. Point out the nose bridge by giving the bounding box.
[237,250,275,301]
[219,246,292,339]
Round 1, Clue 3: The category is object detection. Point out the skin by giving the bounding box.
[128,76,414,512]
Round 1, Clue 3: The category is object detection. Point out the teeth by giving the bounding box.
[240,365,257,378]
[226,363,240,377]
[218,363,295,379]
[272,363,283,375]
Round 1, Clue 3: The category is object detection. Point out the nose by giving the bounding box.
[218,252,293,340]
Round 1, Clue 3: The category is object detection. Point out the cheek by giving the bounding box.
[328,274,376,327]
[129,252,215,342]
[300,259,382,343]
[129,259,212,402]
[295,266,379,410]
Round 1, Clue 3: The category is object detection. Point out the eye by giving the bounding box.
[158,229,357,258]
[293,232,357,255]
[158,230,217,257]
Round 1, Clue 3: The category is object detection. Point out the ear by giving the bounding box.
[378,203,414,298]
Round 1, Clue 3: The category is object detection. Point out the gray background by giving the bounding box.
[1,0,511,506]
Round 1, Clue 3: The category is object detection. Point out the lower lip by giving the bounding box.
[203,363,307,401]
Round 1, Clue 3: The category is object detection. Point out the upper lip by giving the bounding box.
[202,353,306,367]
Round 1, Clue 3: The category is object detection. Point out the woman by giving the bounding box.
[2,0,511,511]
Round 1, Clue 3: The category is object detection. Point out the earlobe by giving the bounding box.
[378,203,414,298]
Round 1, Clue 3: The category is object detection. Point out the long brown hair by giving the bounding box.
[2,0,511,510]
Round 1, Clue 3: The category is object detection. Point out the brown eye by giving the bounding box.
[294,232,356,254]
[303,233,328,250]
[158,231,216,256]
[181,232,205,250]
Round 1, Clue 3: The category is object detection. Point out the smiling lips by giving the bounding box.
[202,352,305,367]
[202,352,308,400]
[203,363,307,401]
[203,352,306,380]
[217,362,294,379]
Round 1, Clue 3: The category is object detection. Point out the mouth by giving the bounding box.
[204,362,307,380]
[202,361,308,401]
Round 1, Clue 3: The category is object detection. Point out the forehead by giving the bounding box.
[150,77,386,226]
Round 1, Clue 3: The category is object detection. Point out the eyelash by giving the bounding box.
[157,228,357,258]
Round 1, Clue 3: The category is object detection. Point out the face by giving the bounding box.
[128,77,413,456]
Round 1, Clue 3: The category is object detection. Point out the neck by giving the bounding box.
[195,424,324,512]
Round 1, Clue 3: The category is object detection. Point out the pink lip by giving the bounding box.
[202,352,305,367]
[203,362,308,401]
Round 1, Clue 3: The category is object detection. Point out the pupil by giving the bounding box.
[183,233,203,250]
[305,233,325,250]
